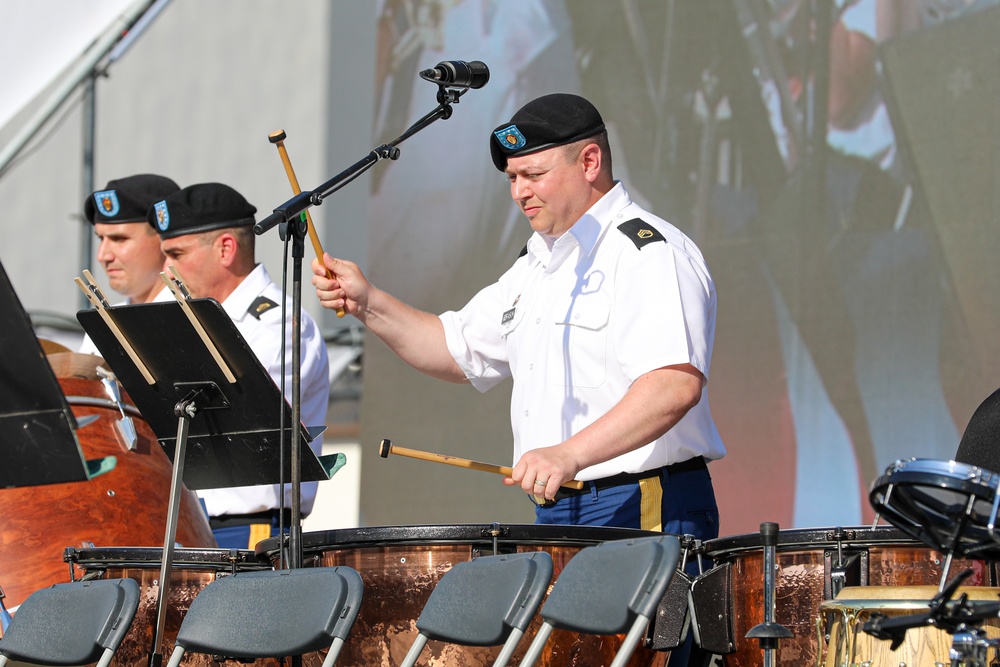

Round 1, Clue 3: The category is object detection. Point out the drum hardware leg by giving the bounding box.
[225,549,241,577]
[986,487,1000,551]
[98,367,138,451]
[824,527,866,599]
[64,547,80,582]
[678,534,705,575]
[746,522,793,667]
[274,532,291,570]
[940,551,957,595]
[949,627,999,667]
[0,583,11,633]
[488,522,502,556]
[828,552,863,600]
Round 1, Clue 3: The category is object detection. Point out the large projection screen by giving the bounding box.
[356,0,1000,535]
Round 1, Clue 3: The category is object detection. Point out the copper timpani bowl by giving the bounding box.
[256,523,673,667]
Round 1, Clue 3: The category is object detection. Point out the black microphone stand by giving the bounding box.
[254,82,470,570]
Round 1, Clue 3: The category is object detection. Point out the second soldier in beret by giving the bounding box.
[148,182,330,549]
[313,92,725,544]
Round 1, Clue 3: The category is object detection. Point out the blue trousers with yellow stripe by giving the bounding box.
[533,463,719,667]
[533,463,719,540]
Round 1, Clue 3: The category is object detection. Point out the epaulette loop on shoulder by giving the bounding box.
[617,218,666,249]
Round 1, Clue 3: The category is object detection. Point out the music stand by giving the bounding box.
[0,259,114,488]
[78,297,343,667]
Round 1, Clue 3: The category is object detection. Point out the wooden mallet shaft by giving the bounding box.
[268,129,345,318]
[379,439,585,490]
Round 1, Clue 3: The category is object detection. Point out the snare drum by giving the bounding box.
[255,524,671,667]
[692,526,995,667]
[67,546,272,667]
[820,586,1000,667]
[871,458,1000,560]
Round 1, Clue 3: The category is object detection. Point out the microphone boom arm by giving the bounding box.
[255,86,464,236]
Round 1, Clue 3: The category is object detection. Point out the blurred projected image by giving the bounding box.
[366,0,1000,532]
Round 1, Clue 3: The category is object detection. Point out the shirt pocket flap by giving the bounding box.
[555,296,610,331]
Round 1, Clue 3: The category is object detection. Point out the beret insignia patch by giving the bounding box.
[494,124,526,151]
[617,218,666,249]
[154,201,170,231]
[93,190,120,217]
[248,296,279,320]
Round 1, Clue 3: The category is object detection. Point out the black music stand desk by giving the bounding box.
[77,298,341,490]
[0,260,113,488]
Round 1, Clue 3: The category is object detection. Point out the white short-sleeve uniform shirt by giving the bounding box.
[440,182,726,481]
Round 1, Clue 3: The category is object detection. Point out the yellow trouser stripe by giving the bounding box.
[248,523,272,549]
[639,476,663,532]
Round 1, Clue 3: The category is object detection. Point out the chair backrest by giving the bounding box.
[400,551,554,667]
[0,578,140,667]
[519,534,682,667]
[165,566,362,667]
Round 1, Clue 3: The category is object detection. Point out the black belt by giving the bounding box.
[545,456,708,505]
[209,508,294,530]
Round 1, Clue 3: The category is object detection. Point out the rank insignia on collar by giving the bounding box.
[617,218,666,249]
[248,296,278,320]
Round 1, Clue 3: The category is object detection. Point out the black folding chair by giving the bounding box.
[0,578,140,667]
[399,551,554,667]
[163,566,363,667]
[519,535,682,667]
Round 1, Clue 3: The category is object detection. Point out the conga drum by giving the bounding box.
[0,353,216,607]
[256,523,675,667]
[819,586,1000,667]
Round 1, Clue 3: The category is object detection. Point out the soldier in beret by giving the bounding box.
[80,173,180,354]
[149,182,330,549]
[314,93,724,539]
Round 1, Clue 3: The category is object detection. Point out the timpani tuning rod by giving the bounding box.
[746,522,792,667]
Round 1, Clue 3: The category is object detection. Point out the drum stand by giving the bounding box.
[863,570,1000,667]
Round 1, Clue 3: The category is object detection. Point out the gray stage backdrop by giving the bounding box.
[2,0,997,535]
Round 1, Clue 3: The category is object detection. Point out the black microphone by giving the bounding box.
[419,60,490,89]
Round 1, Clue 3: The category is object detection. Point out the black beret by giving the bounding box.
[84,174,180,224]
[490,93,606,171]
[149,182,257,239]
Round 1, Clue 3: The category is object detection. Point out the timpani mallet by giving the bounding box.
[379,439,586,490]
[268,129,345,318]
